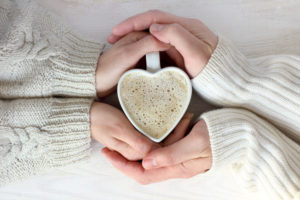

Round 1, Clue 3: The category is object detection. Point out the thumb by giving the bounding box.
[150,23,199,60]
[149,23,209,77]
[142,120,210,170]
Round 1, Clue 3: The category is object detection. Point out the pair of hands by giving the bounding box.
[91,10,218,184]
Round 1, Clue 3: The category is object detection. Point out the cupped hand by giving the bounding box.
[107,10,218,78]
[90,102,159,161]
[96,31,169,97]
[102,116,212,184]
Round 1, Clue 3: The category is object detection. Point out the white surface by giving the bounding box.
[1,0,300,199]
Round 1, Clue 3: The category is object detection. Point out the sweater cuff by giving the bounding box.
[191,36,249,105]
[200,108,300,200]
[50,32,105,97]
[43,98,93,166]
[200,109,248,172]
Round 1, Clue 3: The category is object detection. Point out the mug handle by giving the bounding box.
[146,52,161,73]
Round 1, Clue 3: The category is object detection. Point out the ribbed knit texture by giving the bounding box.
[193,37,300,200]
[192,37,300,142]
[0,0,102,186]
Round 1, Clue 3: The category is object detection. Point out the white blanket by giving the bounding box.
[1,0,299,199]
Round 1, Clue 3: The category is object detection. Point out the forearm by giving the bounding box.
[0,0,104,98]
[192,36,300,141]
[0,98,93,186]
[201,108,300,200]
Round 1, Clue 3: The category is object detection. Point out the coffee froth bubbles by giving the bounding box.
[120,71,189,139]
[118,52,192,142]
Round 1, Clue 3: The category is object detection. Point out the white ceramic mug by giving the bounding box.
[117,52,192,142]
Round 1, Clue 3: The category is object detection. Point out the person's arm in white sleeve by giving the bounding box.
[192,36,300,142]
[0,0,104,98]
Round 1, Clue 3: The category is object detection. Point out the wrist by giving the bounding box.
[196,120,212,158]
[90,101,99,140]
[95,58,104,97]
[95,55,117,98]
[190,35,219,78]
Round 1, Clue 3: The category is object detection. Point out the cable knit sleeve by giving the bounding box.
[192,37,300,199]
[200,108,299,200]
[0,0,104,98]
[0,98,93,186]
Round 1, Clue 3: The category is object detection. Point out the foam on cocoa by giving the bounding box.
[120,71,189,139]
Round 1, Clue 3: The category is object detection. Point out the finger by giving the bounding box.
[111,10,179,36]
[107,34,122,44]
[109,10,217,50]
[163,113,193,146]
[110,138,146,161]
[102,148,210,184]
[143,121,209,169]
[113,31,148,47]
[102,147,148,183]
[102,147,182,184]
[178,156,212,178]
[120,35,170,68]
[96,122,155,160]
[150,23,200,58]
[109,10,186,43]
[114,126,160,157]
[150,23,209,77]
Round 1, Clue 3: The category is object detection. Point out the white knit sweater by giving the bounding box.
[0,0,103,185]
[0,1,299,200]
[193,38,300,200]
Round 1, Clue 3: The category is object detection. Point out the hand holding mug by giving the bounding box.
[96,31,169,97]
[108,10,218,78]
[92,32,170,160]
[90,102,160,161]
[100,10,216,184]
[102,118,212,184]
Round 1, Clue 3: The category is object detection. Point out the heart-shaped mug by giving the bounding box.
[117,52,192,142]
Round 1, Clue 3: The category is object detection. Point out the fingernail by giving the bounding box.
[143,158,157,169]
[151,24,164,32]
[183,113,194,120]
